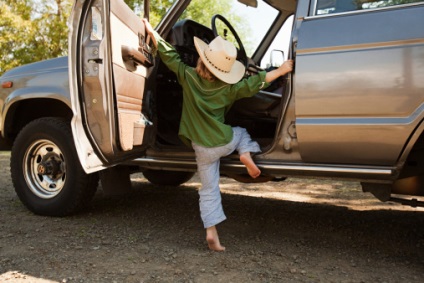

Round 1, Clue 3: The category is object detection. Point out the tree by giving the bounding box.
[0,0,71,76]
[34,0,72,59]
[122,0,238,45]
[124,0,174,26]
[0,0,36,75]
[0,0,249,76]
[126,0,252,53]
[180,0,251,51]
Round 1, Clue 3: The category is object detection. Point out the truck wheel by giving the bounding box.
[143,169,195,186]
[10,118,99,216]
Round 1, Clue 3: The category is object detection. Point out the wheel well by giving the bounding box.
[4,98,72,143]
[361,132,424,201]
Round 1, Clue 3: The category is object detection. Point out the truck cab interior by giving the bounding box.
[151,0,296,150]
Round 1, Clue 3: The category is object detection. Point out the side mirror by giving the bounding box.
[269,49,285,68]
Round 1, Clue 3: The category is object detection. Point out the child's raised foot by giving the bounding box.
[240,152,261,179]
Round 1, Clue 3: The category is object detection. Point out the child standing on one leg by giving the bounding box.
[143,18,293,251]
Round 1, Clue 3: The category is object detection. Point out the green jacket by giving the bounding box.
[153,31,270,147]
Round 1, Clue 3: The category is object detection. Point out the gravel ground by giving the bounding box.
[0,151,423,282]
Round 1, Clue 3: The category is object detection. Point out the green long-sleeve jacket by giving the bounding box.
[153,31,270,147]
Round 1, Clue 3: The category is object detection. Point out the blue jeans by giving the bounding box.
[192,127,261,228]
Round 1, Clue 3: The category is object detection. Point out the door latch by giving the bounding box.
[88,58,103,64]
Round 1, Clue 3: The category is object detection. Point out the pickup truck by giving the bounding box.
[1,0,423,216]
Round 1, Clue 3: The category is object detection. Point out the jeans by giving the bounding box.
[192,127,261,228]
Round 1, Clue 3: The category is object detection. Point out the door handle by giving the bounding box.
[121,45,153,68]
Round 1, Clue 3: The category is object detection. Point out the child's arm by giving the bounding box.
[265,60,294,83]
[143,18,158,48]
[232,59,294,100]
[142,18,187,80]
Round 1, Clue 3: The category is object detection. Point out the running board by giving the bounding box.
[127,157,394,181]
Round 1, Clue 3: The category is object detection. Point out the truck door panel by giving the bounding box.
[69,0,154,172]
[295,5,424,165]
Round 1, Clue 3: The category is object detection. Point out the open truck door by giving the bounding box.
[69,0,155,173]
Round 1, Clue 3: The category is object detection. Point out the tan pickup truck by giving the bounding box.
[1,0,423,215]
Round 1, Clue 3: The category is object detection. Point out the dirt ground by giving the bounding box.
[1,151,423,283]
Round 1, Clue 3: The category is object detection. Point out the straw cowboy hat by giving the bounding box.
[194,36,245,84]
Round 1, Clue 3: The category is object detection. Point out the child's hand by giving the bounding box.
[265,59,294,83]
[142,18,158,48]
[279,59,293,75]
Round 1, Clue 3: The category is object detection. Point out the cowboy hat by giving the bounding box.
[194,36,245,84]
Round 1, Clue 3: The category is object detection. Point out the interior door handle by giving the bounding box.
[121,45,153,68]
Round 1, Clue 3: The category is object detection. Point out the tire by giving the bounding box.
[143,169,195,186]
[10,118,99,216]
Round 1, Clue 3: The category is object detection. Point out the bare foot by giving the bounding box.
[240,152,261,178]
[206,226,225,252]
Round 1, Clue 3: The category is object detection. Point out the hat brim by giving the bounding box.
[194,36,245,84]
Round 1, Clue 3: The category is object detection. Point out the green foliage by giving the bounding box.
[35,0,72,58]
[0,0,250,76]
[178,0,253,55]
[125,0,250,44]
[179,0,233,26]
[0,0,167,75]
[0,0,71,76]
[125,0,175,26]
[0,0,35,75]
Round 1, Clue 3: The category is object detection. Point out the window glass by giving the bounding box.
[315,0,424,15]
[180,0,279,57]
[260,16,294,69]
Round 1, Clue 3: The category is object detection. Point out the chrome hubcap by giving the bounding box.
[24,139,66,199]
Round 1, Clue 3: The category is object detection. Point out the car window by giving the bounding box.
[315,0,424,15]
[260,15,294,69]
[179,0,279,57]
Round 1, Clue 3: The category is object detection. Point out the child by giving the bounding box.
[143,19,293,251]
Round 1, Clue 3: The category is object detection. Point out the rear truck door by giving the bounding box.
[293,0,424,166]
[69,0,155,173]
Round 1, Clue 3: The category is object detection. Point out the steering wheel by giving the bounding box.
[211,14,248,67]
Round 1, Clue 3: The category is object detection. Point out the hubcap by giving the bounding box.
[24,139,66,199]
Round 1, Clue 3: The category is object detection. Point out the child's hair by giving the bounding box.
[195,58,216,82]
